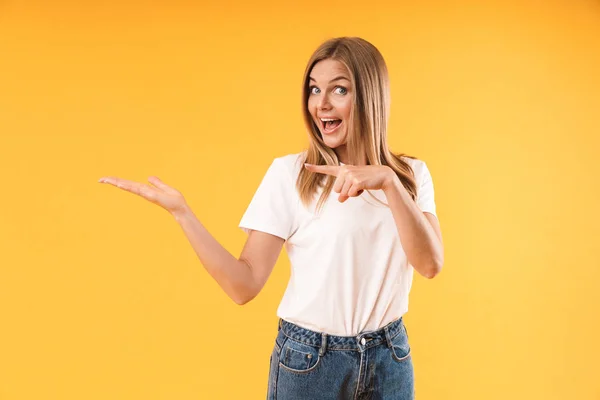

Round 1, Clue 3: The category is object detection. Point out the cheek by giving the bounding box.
[340,100,352,119]
[307,101,317,117]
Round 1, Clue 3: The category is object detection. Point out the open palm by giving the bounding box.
[98,175,188,215]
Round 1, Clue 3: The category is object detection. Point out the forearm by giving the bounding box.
[171,204,255,304]
[383,177,444,279]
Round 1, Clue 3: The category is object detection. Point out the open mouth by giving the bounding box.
[320,119,342,134]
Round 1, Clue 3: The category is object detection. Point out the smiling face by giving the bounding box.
[307,59,353,157]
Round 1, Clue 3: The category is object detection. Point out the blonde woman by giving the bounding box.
[99,37,444,399]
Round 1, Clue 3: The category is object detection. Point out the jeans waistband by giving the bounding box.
[278,317,404,354]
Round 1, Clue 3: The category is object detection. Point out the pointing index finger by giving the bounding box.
[304,163,340,176]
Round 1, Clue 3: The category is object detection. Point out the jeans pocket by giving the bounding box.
[278,337,322,374]
[389,324,412,362]
[267,342,280,400]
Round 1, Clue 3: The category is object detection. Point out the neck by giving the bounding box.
[335,145,366,165]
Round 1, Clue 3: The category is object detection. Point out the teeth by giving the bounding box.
[321,118,337,122]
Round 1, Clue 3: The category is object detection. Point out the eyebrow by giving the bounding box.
[309,76,350,84]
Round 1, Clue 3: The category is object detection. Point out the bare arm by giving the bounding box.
[97,174,284,306]
[383,176,444,279]
[302,163,444,279]
[172,205,284,305]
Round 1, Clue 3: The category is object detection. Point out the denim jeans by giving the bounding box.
[267,317,414,399]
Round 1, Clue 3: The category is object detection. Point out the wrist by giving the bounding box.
[171,203,193,222]
[382,167,400,193]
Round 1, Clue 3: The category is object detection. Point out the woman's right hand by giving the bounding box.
[98,175,189,215]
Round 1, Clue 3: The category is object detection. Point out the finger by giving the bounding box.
[348,183,363,197]
[98,176,127,186]
[338,193,349,203]
[333,175,346,194]
[148,176,170,191]
[304,163,340,176]
[126,184,160,203]
[340,178,354,197]
[99,177,149,196]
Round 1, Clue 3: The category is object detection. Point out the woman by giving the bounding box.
[99,36,444,399]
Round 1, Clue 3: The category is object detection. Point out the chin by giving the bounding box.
[322,137,346,149]
[323,141,342,149]
[320,132,347,149]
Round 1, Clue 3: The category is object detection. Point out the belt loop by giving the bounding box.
[384,325,393,349]
[319,332,328,356]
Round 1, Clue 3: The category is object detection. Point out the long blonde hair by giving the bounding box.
[297,36,419,212]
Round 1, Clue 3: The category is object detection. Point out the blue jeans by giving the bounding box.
[267,317,414,399]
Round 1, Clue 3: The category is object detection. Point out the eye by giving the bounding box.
[334,86,348,95]
[309,86,320,95]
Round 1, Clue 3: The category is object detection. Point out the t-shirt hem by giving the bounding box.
[239,222,288,240]
[420,208,437,217]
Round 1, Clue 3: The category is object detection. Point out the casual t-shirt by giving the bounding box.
[239,151,437,336]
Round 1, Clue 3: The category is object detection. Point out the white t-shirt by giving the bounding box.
[239,151,437,336]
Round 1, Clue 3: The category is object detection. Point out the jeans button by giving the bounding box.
[361,337,366,345]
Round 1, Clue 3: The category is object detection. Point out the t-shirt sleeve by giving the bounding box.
[238,158,296,240]
[416,161,437,217]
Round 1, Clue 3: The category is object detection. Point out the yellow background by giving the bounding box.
[1,0,599,398]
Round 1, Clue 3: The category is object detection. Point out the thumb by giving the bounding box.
[148,176,170,190]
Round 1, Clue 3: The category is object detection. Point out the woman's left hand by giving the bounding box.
[304,163,398,203]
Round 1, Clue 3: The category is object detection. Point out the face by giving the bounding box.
[307,59,353,152]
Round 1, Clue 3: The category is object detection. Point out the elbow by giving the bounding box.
[424,260,444,279]
[234,295,254,306]
[232,262,260,305]
[234,298,249,306]
[233,288,259,305]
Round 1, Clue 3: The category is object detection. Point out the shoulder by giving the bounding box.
[400,155,429,174]
[272,151,307,179]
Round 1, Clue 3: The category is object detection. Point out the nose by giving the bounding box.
[317,93,332,111]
